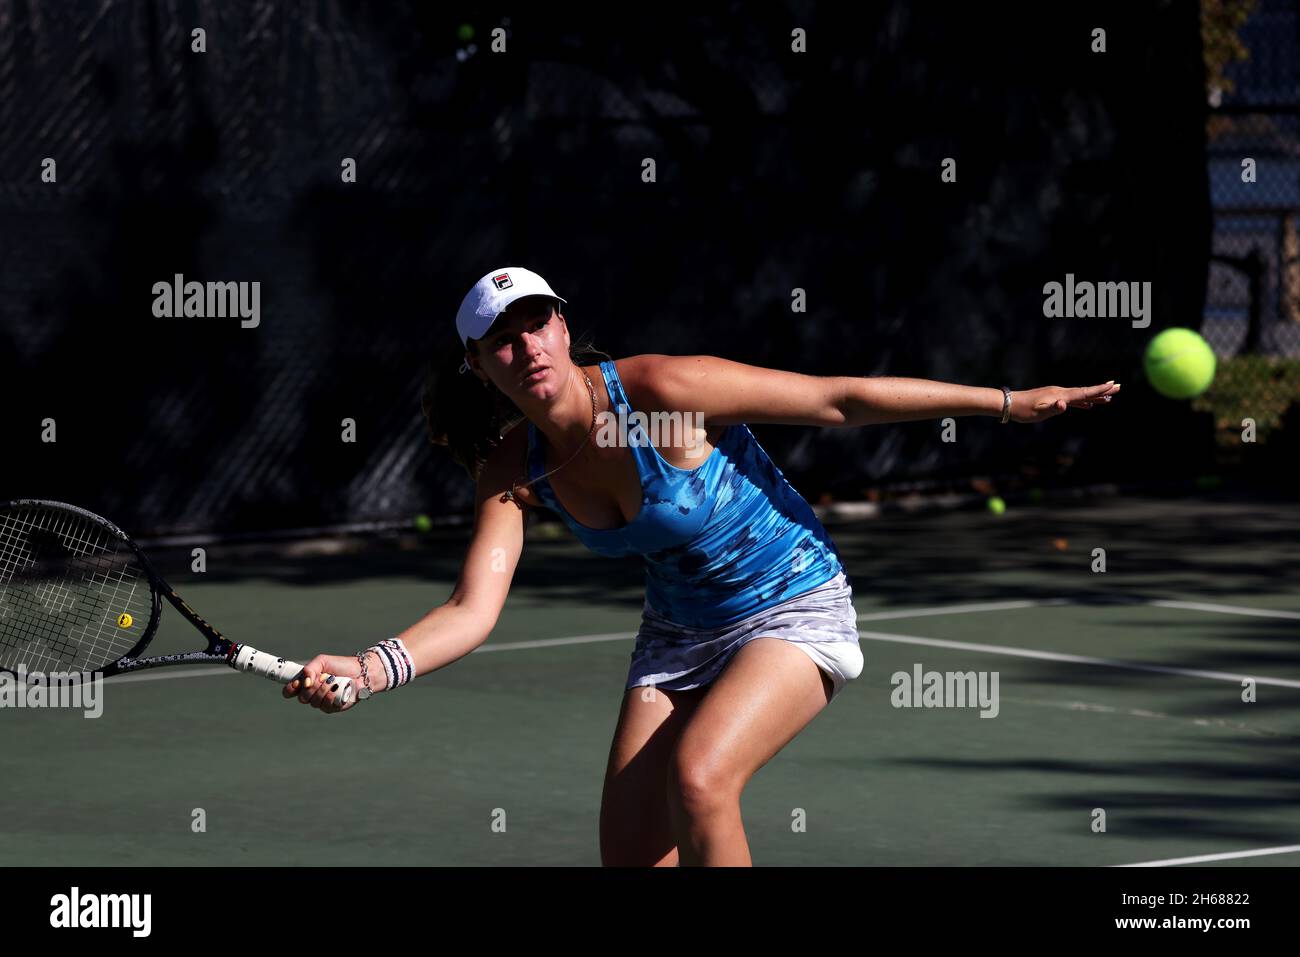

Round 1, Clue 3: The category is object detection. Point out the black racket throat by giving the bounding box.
[108,587,240,675]
[158,586,236,658]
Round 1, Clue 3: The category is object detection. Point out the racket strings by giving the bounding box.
[0,506,152,674]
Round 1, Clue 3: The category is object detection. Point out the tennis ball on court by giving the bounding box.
[116,613,133,628]
[987,496,1006,515]
[413,514,433,533]
[532,522,566,541]
[457,23,475,42]
[1143,328,1216,399]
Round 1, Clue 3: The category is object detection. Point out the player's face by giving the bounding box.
[477,297,570,397]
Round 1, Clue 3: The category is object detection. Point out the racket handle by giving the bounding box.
[230,645,356,706]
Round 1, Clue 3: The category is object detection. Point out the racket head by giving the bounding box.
[0,500,163,679]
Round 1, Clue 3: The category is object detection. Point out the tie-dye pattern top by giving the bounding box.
[525,360,844,629]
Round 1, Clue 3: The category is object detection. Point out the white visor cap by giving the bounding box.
[455,267,566,347]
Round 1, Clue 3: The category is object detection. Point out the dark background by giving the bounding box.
[2,1,1295,535]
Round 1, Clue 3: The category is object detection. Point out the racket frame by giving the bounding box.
[3,499,290,681]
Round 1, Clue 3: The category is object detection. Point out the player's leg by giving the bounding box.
[599,683,708,866]
[666,637,834,866]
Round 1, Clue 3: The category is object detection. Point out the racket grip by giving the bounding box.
[230,645,356,706]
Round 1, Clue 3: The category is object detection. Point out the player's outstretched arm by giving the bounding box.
[627,354,1121,428]
[831,377,1122,425]
[286,427,530,713]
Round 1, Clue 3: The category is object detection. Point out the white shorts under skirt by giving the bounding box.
[626,570,864,703]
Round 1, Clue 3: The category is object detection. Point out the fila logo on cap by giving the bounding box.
[456,266,567,346]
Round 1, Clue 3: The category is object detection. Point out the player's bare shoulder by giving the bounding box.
[614,353,673,385]
[612,353,694,411]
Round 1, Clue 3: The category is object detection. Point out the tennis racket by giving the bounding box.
[0,499,354,704]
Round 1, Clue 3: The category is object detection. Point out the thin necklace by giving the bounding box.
[502,369,597,504]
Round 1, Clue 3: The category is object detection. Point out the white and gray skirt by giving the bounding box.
[626,570,864,702]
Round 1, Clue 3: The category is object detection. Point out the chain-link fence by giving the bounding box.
[1,2,1281,537]
[1200,0,1300,463]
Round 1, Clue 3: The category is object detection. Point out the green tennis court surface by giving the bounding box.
[3,493,1297,866]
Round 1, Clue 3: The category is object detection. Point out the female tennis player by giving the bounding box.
[285,266,1120,866]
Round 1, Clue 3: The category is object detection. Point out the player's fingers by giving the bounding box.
[284,668,310,698]
[309,669,351,710]
[303,672,335,707]
[1070,383,1121,409]
[1061,384,1102,407]
[318,674,349,714]
[286,655,332,699]
[1079,380,1117,398]
[295,667,325,704]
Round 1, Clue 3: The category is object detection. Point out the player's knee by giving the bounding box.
[667,747,740,816]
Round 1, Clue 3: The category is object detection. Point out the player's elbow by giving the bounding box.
[818,377,853,427]
[444,592,503,642]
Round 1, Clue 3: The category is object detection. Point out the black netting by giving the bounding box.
[1,1,1290,536]
[1201,0,1300,467]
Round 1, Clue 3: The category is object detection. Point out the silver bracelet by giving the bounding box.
[1000,386,1012,424]
[356,650,374,700]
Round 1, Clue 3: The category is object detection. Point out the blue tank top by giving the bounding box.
[525,360,844,628]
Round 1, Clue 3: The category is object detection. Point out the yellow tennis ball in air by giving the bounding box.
[117,613,133,628]
[987,496,1006,515]
[1143,328,1216,399]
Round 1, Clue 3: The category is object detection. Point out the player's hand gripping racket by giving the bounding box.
[0,500,354,707]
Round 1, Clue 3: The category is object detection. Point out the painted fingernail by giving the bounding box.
[304,676,313,688]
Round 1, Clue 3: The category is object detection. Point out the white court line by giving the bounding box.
[470,599,1061,651]
[857,630,1300,689]
[1114,844,1300,867]
[474,632,635,652]
[856,599,1068,621]
[1150,600,1300,621]
[108,667,235,684]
